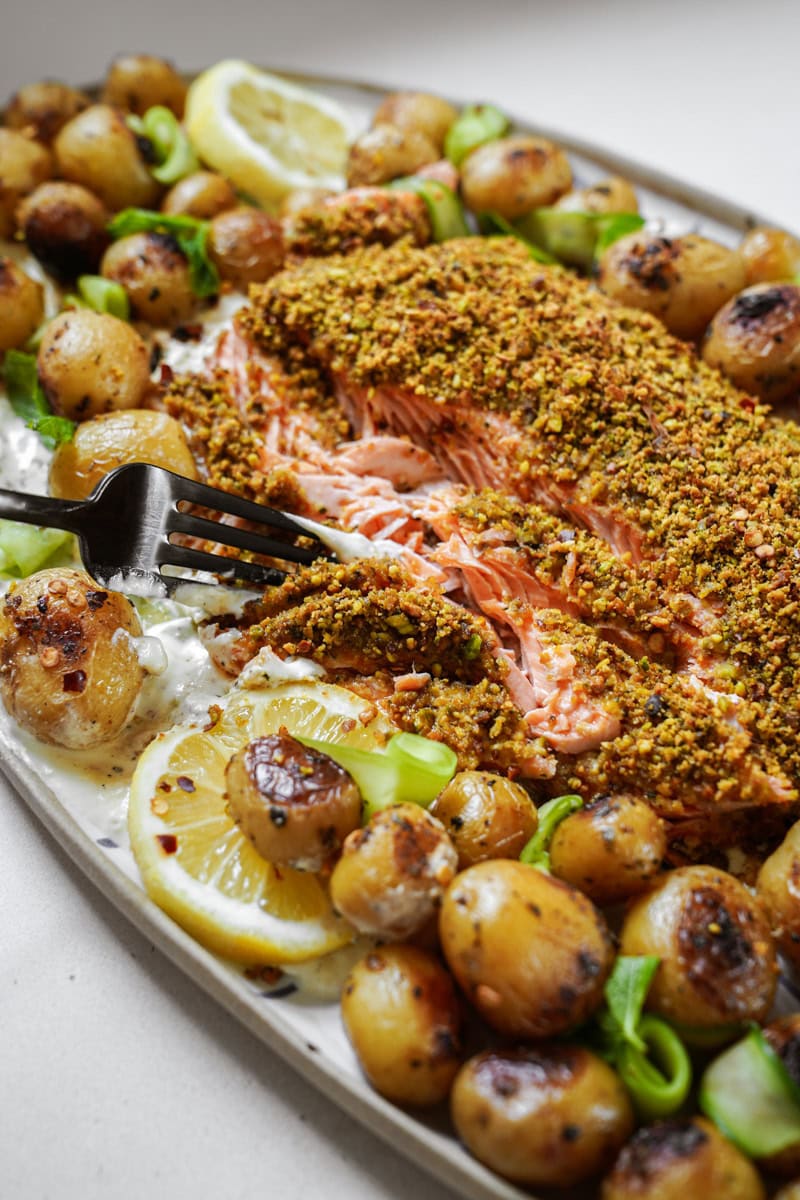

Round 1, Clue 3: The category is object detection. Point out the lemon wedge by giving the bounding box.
[185,60,354,209]
[128,681,393,964]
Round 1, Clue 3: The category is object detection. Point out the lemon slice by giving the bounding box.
[128,681,393,963]
[185,60,354,209]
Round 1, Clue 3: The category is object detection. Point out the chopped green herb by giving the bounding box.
[2,351,76,449]
[444,103,509,166]
[519,793,582,871]
[107,208,219,298]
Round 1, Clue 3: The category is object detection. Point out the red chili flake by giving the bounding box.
[176,776,196,793]
[63,670,87,693]
[158,781,172,793]
[156,834,178,854]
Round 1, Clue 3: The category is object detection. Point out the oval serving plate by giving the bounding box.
[0,67,794,1200]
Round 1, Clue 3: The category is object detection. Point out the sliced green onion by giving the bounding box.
[129,106,199,185]
[478,211,557,263]
[296,730,457,821]
[67,275,130,319]
[666,1017,746,1050]
[515,208,645,270]
[700,1025,800,1157]
[388,177,470,241]
[617,1015,692,1120]
[444,103,509,167]
[2,350,76,449]
[0,521,73,579]
[107,208,219,298]
[519,793,583,871]
[603,956,661,1054]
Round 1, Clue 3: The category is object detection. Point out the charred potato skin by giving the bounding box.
[329,803,458,940]
[0,128,53,238]
[601,1117,766,1200]
[597,233,747,341]
[702,283,800,402]
[101,54,187,118]
[439,859,614,1037]
[225,732,362,871]
[346,123,439,189]
[17,181,110,281]
[452,1045,634,1188]
[430,770,538,869]
[54,105,162,212]
[549,794,667,904]
[49,410,197,500]
[0,258,44,353]
[4,80,91,143]
[341,944,462,1107]
[38,309,151,421]
[208,207,285,288]
[371,91,458,155]
[460,135,572,221]
[739,226,800,286]
[101,231,196,326]
[620,865,777,1028]
[0,569,144,749]
[757,822,800,970]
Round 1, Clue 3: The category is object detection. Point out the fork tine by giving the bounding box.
[158,543,286,588]
[173,476,318,539]
[168,511,323,566]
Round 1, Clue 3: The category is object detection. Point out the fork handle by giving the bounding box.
[0,487,86,535]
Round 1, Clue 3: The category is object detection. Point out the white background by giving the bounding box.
[2,2,799,1198]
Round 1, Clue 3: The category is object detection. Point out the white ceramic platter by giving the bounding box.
[0,69,793,1200]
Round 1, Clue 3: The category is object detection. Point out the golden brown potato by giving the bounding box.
[372,92,458,155]
[597,232,747,341]
[278,186,336,218]
[226,731,362,871]
[759,1014,800,1175]
[460,135,572,220]
[620,865,777,1029]
[38,310,151,421]
[346,124,439,188]
[601,1117,766,1200]
[17,181,109,281]
[775,1185,800,1200]
[549,794,667,904]
[757,822,800,970]
[0,258,44,353]
[49,410,197,500]
[0,128,53,238]
[430,770,537,869]
[4,80,91,143]
[554,176,639,215]
[341,944,462,1106]
[740,226,800,286]
[0,568,145,748]
[162,171,238,219]
[101,231,195,326]
[54,105,161,212]
[439,859,613,1037]
[702,284,800,402]
[329,803,458,940]
[208,207,285,288]
[101,54,187,117]
[452,1045,633,1188]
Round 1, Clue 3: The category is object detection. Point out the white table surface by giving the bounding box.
[2,2,799,1197]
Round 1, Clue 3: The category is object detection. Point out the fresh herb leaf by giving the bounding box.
[604,955,661,1053]
[107,208,220,298]
[2,351,76,449]
[594,212,647,256]
[519,793,583,870]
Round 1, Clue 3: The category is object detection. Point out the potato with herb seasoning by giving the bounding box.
[0,568,145,749]
[5,80,90,143]
[430,770,537,869]
[38,309,151,420]
[739,226,800,286]
[554,176,639,215]
[549,794,666,904]
[101,54,187,118]
[439,858,613,1037]
[372,92,458,155]
[702,283,800,402]
[346,124,439,188]
[756,821,800,971]
[54,105,161,212]
[0,258,44,353]
[0,128,53,238]
[341,944,462,1106]
[162,171,238,220]
[208,206,285,287]
[17,181,110,281]
[460,134,572,220]
[101,231,196,326]
[452,1045,633,1188]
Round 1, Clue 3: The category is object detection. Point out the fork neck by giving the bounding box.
[0,487,87,536]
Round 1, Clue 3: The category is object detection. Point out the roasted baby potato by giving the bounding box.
[341,944,462,1106]
[452,1045,633,1188]
[619,865,777,1028]
[162,171,238,219]
[54,105,161,212]
[0,128,53,238]
[0,568,145,748]
[346,123,439,188]
[460,135,572,220]
[431,770,537,869]
[554,176,639,215]
[101,54,187,118]
[439,858,613,1037]
[208,207,285,288]
[372,91,458,155]
[0,258,44,353]
[101,231,196,326]
[330,803,458,940]
[739,226,800,286]
[4,80,90,143]
[38,309,151,420]
[17,181,110,281]
[226,731,362,871]
[49,410,197,500]
[757,824,800,971]
[549,794,667,904]
[597,232,746,341]
[702,283,800,402]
